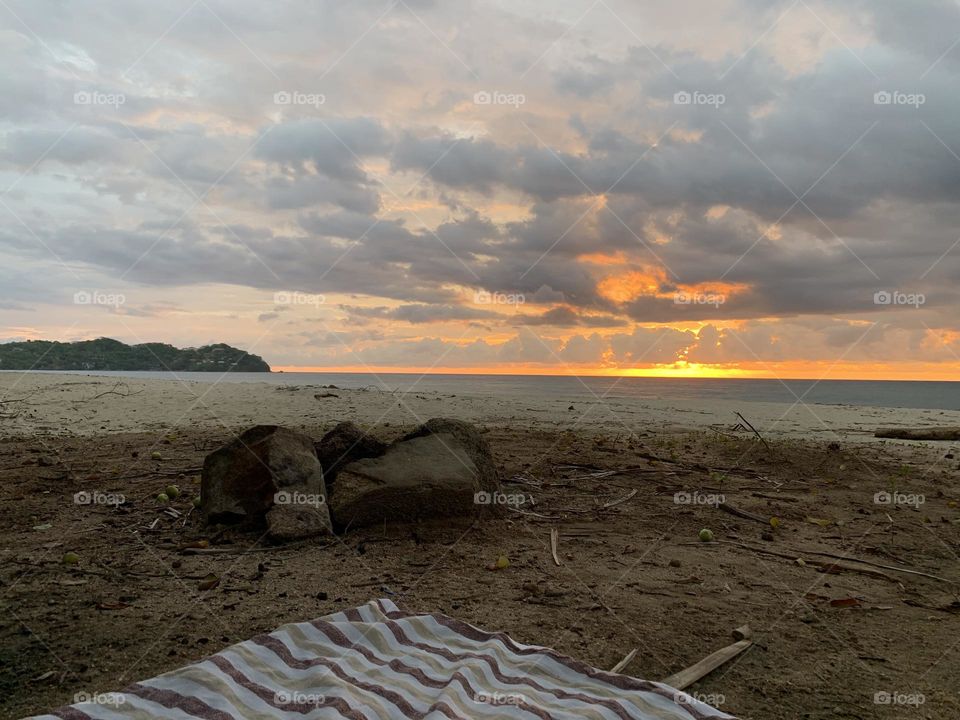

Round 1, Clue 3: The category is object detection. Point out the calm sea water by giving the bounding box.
[20,370,960,411]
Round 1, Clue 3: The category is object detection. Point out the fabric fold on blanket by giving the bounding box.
[30,598,734,720]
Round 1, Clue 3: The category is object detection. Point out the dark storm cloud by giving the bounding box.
[341,303,500,324]
[518,306,627,327]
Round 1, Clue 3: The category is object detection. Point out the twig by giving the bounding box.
[85,382,144,401]
[735,412,770,452]
[602,489,638,508]
[718,502,769,525]
[505,506,563,520]
[712,541,944,582]
[550,528,561,566]
[610,648,638,674]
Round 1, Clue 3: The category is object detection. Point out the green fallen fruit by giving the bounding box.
[192,496,202,508]
[150,451,162,460]
[165,484,180,499]
[62,551,80,565]
[156,492,170,503]
[698,528,715,542]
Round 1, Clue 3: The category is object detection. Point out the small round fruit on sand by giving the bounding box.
[698,528,715,542]
[156,492,170,503]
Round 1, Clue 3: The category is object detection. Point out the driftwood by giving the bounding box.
[662,626,753,689]
[610,648,638,673]
[875,427,960,441]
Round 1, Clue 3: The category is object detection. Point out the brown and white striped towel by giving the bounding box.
[31,598,734,719]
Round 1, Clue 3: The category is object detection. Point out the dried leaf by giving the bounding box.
[806,516,833,527]
[829,597,862,608]
[198,573,220,591]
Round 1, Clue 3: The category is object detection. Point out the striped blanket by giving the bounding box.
[32,599,734,719]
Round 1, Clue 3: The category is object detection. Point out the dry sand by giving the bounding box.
[2,371,960,441]
[2,372,959,719]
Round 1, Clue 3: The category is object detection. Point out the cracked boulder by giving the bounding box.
[328,418,500,529]
[314,421,387,492]
[201,425,332,541]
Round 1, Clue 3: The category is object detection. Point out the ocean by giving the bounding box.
[18,370,960,412]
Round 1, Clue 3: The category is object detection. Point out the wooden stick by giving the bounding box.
[735,411,771,452]
[662,637,752,690]
[610,648,638,673]
[875,427,960,441]
[797,549,953,583]
[550,528,561,566]
[717,540,952,583]
[718,502,769,525]
[602,488,638,508]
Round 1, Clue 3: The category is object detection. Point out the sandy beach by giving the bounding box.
[3,372,960,441]
[1,372,959,719]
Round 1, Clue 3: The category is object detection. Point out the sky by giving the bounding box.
[2,0,960,379]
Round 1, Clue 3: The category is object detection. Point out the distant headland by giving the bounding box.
[0,338,271,372]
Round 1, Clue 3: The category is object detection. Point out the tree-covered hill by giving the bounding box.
[0,338,271,372]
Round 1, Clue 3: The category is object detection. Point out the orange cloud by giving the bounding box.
[596,268,750,305]
[597,268,668,303]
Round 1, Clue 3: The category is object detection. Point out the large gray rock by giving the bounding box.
[314,421,386,489]
[329,418,499,529]
[201,425,332,540]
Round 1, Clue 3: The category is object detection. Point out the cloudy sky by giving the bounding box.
[2,0,960,378]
